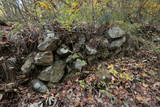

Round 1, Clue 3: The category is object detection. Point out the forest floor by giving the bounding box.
[0,25,160,107]
[1,47,160,107]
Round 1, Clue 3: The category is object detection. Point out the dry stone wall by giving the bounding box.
[21,26,139,93]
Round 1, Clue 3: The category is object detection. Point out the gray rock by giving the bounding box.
[109,36,126,48]
[38,31,60,51]
[50,60,66,83]
[56,44,71,56]
[6,57,17,70]
[27,101,43,107]
[73,59,87,71]
[66,53,80,63]
[38,66,52,81]
[85,45,97,55]
[31,79,48,93]
[153,36,160,42]
[38,60,66,83]
[108,27,125,38]
[34,51,53,66]
[21,53,36,74]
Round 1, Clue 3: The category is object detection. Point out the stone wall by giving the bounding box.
[21,26,139,93]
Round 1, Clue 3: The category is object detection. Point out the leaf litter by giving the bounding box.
[0,49,157,107]
[0,25,160,107]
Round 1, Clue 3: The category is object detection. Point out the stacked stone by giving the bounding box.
[21,26,135,93]
[21,30,87,93]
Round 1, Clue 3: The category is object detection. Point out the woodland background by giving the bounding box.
[0,0,160,107]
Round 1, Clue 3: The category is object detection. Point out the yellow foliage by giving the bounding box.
[107,64,114,70]
[128,0,160,15]
[108,64,118,76]
[120,73,133,81]
[143,1,160,15]
[37,1,51,10]
[67,1,81,14]
[71,1,79,8]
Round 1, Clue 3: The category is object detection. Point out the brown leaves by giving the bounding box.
[1,43,160,106]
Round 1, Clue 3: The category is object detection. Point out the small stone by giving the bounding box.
[21,54,35,74]
[57,44,71,56]
[34,51,53,66]
[73,59,87,71]
[38,31,60,51]
[31,79,48,93]
[27,101,43,107]
[7,57,17,70]
[66,53,80,63]
[50,60,66,83]
[38,66,52,82]
[38,60,66,83]
[85,45,97,55]
[109,36,126,48]
[108,27,125,38]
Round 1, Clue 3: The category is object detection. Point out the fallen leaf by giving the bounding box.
[142,83,149,88]
[42,94,49,98]
[0,94,3,101]
[136,96,145,102]
[108,64,114,69]
[153,82,160,88]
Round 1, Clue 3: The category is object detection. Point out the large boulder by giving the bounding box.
[34,51,53,66]
[38,30,60,51]
[107,26,125,38]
